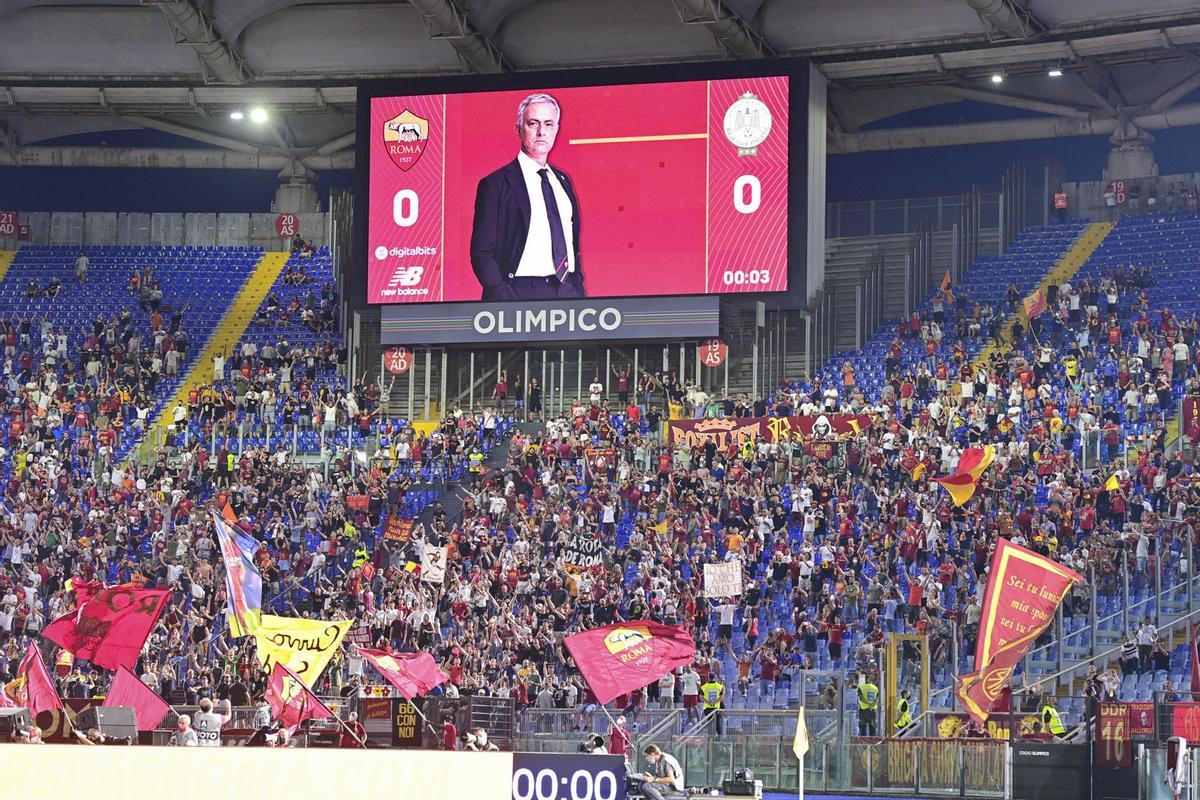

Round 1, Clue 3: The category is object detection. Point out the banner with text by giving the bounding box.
[666,413,874,448]
[565,533,605,572]
[703,562,743,598]
[956,539,1082,723]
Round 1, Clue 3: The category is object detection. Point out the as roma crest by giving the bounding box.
[383,110,429,172]
[603,625,655,671]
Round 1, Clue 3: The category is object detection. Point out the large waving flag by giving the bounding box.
[43,586,170,670]
[0,645,64,716]
[213,511,263,638]
[934,445,995,507]
[957,539,1082,723]
[266,661,336,733]
[360,649,449,700]
[103,665,171,731]
[564,621,696,705]
[254,615,353,686]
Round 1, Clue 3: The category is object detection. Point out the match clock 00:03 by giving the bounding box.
[512,753,626,800]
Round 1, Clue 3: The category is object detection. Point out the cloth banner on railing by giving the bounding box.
[665,414,874,447]
[956,539,1081,724]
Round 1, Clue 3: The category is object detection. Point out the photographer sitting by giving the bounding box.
[638,744,684,800]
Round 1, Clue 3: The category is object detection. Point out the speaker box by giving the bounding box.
[75,706,138,744]
[0,707,32,738]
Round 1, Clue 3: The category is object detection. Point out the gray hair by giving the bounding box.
[517,92,561,128]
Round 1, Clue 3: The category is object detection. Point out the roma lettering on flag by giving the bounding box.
[1023,288,1047,320]
[213,512,262,638]
[253,614,353,686]
[934,445,995,506]
[42,587,170,671]
[266,661,335,732]
[360,649,449,700]
[564,620,696,705]
[103,665,171,731]
[957,539,1082,723]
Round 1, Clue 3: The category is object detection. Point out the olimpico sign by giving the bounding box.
[380,296,719,345]
[472,306,622,336]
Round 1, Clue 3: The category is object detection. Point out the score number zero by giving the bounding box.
[391,173,763,227]
[511,768,620,800]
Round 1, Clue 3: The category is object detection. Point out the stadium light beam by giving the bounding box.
[1048,67,1064,77]
[229,110,244,120]
[249,107,269,124]
[990,72,1004,84]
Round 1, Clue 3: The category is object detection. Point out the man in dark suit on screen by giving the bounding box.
[470,92,586,301]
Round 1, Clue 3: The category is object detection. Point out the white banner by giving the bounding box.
[421,545,447,584]
[704,562,743,598]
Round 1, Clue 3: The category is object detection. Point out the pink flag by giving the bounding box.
[43,586,170,670]
[103,665,171,731]
[359,649,449,700]
[266,662,335,732]
[4,645,65,717]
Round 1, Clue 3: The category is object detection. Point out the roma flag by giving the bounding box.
[253,614,353,686]
[564,621,696,705]
[957,539,1082,723]
[940,270,952,293]
[0,645,64,716]
[103,665,171,730]
[1023,288,1047,320]
[213,512,262,638]
[265,661,335,733]
[42,587,170,670]
[933,445,995,506]
[360,649,449,700]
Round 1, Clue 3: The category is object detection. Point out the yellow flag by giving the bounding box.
[1105,475,1120,492]
[253,615,353,685]
[793,706,809,759]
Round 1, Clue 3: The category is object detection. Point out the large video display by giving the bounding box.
[364,73,791,305]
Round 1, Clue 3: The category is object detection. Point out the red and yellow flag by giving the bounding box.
[1023,288,1047,320]
[933,445,995,506]
[957,539,1082,723]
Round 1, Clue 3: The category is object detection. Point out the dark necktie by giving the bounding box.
[538,168,570,283]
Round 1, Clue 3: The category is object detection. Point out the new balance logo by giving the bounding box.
[388,266,424,287]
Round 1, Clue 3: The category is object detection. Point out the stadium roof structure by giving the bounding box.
[3,0,1200,170]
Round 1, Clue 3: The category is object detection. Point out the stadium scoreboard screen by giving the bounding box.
[357,61,810,343]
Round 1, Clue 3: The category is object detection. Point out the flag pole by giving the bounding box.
[404,695,441,740]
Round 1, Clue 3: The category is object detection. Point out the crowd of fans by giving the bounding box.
[0,226,1197,749]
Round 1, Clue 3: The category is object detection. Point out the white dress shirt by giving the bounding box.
[515,150,576,278]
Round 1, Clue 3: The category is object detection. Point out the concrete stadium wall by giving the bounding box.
[0,211,329,250]
[6,744,514,800]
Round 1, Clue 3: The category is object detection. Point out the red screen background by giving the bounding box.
[367,76,788,303]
